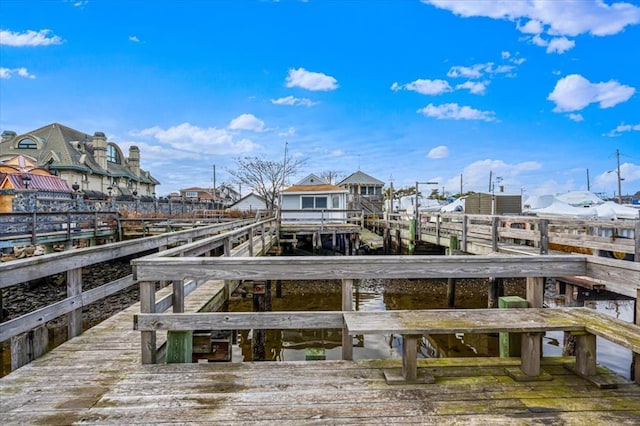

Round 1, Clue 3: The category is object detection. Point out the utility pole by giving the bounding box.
[616,149,622,204]
[460,173,463,196]
[586,168,590,191]
[212,164,216,209]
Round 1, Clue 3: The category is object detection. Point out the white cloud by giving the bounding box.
[427,145,449,159]
[0,29,63,46]
[423,0,640,53]
[330,149,345,157]
[129,36,140,43]
[391,78,452,95]
[446,158,542,193]
[546,37,575,54]
[285,67,338,91]
[132,122,260,155]
[271,96,317,106]
[547,74,635,112]
[501,51,511,59]
[567,113,584,122]
[417,103,496,122]
[455,81,488,95]
[447,62,514,79]
[278,127,296,137]
[594,163,640,188]
[0,67,36,79]
[228,114,266,132]
[606,123,640,137]
[511,57,526,65]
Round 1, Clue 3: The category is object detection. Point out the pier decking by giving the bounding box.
[2,286,640,424]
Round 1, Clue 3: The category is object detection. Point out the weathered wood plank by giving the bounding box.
[135,311,345,331]
[133,254,587,281]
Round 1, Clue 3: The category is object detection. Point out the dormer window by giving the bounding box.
[107,144,120,164]
[17,138,37,149]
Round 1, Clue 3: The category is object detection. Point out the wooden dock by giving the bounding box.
[2,301,640,424]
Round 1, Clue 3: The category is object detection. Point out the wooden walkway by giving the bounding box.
[2,282,640,424]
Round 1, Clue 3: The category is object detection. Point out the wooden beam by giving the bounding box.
[133,254,586,282]
[135,311,345,331]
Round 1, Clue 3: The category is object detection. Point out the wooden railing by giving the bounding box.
[279,209,364,227]
[0,218,276,371]
[366,212,640,261]
[132,254,640,383]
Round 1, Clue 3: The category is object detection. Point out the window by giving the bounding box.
[301,196,327,209]
[185,191,198,198]
[106,145,120,164]
[360,186,366,195]
[332,195,340,209]
[17,138,37,149]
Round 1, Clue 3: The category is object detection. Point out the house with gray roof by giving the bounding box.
[337,170,385,214]
[0,123,159,198]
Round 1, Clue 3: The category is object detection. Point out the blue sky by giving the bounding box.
[1,0,639,199]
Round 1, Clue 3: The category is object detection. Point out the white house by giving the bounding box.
[229,192,267,213]
[280,174,348,223]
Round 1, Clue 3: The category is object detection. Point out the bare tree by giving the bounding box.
[319,170,344,185]
[227,156,305,211]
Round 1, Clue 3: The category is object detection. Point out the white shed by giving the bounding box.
[280,174,348,223]
[229,192,267,213]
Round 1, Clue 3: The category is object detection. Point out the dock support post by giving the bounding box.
[539,219,549,255]
[223,237,231,311]
[521,332,543,376]
[499,296,528,357]
[634,288,640,383]
[491,216,499,252]
[252,281,267,361]
[526,277,544,308]
[574,332,597,377]
[67,267,83,338]
[396,229,402,254]
[409,219,415,254]
[140,281,156,364]
[447,278,456,307]
[461,215,468,252]
[342,278,353,361]
[488,277,504,308]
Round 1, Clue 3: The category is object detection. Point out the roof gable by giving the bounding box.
[338,170,385,186]
[295,173,325,186]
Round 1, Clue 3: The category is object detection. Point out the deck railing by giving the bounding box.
[0,218,276,371]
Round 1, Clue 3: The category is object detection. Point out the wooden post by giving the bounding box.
[488,277,504,308]
[491,216,499,252]
[539,219,549,255]
[435,214,440,246]
[499,296,528,357]
[565,284,575,305]
[252,281,266,361]
[67,267,83,338]
[342,278,353,361]
[521,332,543,376]
[574,332,597,377]
[248,227,254,256]
[10,325,49,370]
[462,215,468,252]
[140,281,156,364]
[409,219,416,254]
[223,237,231,311]
[634,217,640,262]
[261,223,265,254]
[172,280,184,313]
[396,229,402,254]
[447,278,456,307]
[275,280,282,298]
[634,288,640,383]
[166,330,192,364]
[526,277,544,308]
[402,335,419,381]
[332,230,337,255]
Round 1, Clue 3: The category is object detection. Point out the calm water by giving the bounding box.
[228,279,634,380]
